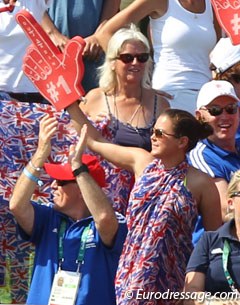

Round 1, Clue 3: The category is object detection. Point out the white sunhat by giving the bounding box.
[210,37,240,74]
[197,80,239,109]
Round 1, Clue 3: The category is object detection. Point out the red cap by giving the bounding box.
[44,154,106,187]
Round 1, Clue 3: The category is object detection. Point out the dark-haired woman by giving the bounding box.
[68,104,222,305]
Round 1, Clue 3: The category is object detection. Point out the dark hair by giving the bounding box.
[210,62,240,83]
[162,108,213,152]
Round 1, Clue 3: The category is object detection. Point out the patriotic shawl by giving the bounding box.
[116,158,198,305]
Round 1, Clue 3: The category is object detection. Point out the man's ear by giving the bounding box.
[195,110,204,122]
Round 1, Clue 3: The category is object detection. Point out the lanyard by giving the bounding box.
[58,219,91,273]
[222,239,240,294]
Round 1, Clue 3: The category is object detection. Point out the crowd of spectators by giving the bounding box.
[1,1,240,305]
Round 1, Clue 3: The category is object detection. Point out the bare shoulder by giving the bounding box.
[186,166,215,201]
[84,88,104,104]
[80,88,106,118]
[147,0,168,18]
[155,94,170,115]
[134,150,155,177]
[143,88,170,116]
[187,166,212,187]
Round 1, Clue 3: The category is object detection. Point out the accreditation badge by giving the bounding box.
[48,270,81,305]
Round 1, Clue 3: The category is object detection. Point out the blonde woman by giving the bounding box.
[80,24,169,215]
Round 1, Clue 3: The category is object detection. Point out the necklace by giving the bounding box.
[113,90,143,133]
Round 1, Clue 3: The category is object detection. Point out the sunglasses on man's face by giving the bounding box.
[151,127,177,138]
[201,103,238,117]
[116,53,149,64]
[56,180,75,187]
[230,191,240,198]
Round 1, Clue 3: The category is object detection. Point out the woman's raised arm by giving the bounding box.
[67,102,152,177]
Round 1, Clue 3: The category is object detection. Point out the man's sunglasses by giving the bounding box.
[151,127,177,138]
[230,191,240,198]
[201,103,238,117]
[56,180,75,187]
[116,53,149,64]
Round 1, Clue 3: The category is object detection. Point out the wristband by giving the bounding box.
[72,164,89,177]
[29,160,42,172]
[23,168,43,187]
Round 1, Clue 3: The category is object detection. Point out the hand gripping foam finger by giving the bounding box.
[15,10,86,110]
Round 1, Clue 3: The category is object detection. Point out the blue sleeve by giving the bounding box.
[201,153,227,179]
[186,232,210,274]
[104,212,127,254]
[18,202,56,244]
[188,144,226,179]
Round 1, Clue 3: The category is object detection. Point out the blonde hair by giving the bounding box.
[227,170,240,198]
[98,23,152,92]
[225,170,240,220]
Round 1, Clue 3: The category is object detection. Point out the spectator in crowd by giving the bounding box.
[188,80,240,244]
[94,0,221,113]
[80,24,169,214]
[0,0,78,302]
[41,0,120,93]
[68,103,222,305]
[16,17,221,304]
[210,37,240,140]
[184,170,240,305]
[9,115,127,305]
[210,37,240,99]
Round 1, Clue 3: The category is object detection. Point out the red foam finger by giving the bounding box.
[16,10,86,110]
[211,0,240,45]
[16,10,61,66]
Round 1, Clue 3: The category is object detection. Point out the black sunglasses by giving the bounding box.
[56,180,76,187]
[116,53,149,64]
[151,127,177,138]
[230,191,240,198]
[231,74,240,84]
[201,103,238,116]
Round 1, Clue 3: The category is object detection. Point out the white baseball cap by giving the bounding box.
[197,80,239,109]
[210,37,240,74]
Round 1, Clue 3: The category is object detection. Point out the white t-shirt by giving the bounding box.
[0,0,51,93]
[150,0,217,92]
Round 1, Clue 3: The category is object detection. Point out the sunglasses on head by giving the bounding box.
[201,103,238,116]
[151,127,177,138]
[116,53,149,64]
[56,180,76,187]
[230,191,240,198]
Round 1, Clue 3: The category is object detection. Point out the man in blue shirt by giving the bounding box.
[9,115,127,305]
[188,80,240,244]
